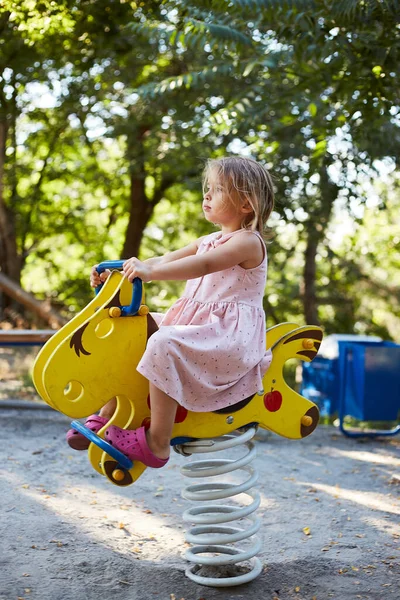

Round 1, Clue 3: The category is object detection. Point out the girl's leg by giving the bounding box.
[146,382,178,460]
[99,397,117,419]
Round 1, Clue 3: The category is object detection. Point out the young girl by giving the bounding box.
[67,156,274,468]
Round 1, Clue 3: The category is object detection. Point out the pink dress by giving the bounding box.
[137,229,272,412]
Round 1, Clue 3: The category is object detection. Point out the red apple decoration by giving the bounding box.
[264,390,282,412]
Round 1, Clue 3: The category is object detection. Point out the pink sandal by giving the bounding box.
[105,425,169,468]
[66,415,109,450]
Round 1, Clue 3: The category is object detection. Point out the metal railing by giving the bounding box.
[0,330,54,346]
[0,330,55,409]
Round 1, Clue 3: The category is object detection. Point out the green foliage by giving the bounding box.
[0,0,399,344]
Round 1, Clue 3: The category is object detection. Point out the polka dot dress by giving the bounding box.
[137,230,272,412]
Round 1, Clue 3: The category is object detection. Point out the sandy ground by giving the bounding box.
[0,405,399,600]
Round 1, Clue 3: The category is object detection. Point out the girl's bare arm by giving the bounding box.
[123,233,262,282]
[91,237,206,286]
[144,237,206,266]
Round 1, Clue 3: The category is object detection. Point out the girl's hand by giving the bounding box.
[90,265,111,288]
[123,257,153,283]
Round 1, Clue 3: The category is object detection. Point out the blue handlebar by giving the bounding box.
[96,260,125,274]
[95,260,143,317]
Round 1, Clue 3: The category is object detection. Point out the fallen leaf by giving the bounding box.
[388,475,400,485]
[302,527,311,536]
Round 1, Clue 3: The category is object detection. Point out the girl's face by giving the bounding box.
[203,172,240,227]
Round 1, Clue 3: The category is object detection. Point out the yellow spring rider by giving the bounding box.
[32,261,322,488]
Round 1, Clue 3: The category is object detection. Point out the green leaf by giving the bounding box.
[308,102,317,117]
[312,139,327,158]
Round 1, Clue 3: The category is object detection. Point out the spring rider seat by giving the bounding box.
[32,261,322,586]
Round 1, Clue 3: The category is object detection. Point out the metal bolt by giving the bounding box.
[226,416,234,424]
[257,389,264,396]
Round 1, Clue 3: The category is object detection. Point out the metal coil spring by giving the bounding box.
[177,426,262,587]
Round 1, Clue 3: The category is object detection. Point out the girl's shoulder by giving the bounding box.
[224,230,266,269]
[222,229,266,249]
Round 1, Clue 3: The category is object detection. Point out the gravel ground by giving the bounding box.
[0,405,399,600]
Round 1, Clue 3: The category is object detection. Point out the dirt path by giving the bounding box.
[0,407,399,600]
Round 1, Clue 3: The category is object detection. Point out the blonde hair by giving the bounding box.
[203,156,274,239]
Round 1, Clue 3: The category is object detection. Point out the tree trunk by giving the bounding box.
[303,229,320,325]
[122,172,154,258]
[122,126,175,259]
[0,118,21,284]
[0,272,67,329]
[302,163,338,325]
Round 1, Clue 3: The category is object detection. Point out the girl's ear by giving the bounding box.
[240,200,253,214]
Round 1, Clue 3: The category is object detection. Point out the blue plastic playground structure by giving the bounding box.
[301,335,400,438]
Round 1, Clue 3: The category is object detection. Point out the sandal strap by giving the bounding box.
[85,415,109,428]
[135,426,169,468]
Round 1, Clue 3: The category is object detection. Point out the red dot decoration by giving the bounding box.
[174,406,188,423]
